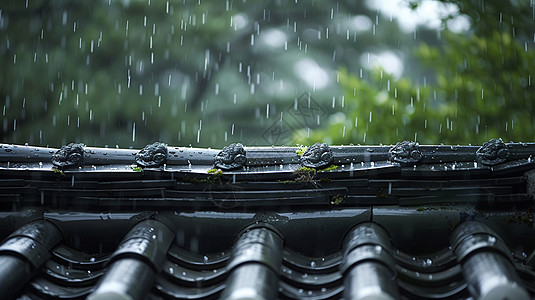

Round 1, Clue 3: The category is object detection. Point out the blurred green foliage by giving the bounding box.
[299,0,535,145]
[2,0,417,148]
[1,0,533,148]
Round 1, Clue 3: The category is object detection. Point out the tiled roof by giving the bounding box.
[0,141,535,299]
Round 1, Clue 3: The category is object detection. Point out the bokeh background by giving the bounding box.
[1,0,534,148]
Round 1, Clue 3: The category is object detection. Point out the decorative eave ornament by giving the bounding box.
[476,138,510,166]
[135,142,168,167]
[52,143,85,168]
[300,142,334,169]
[214,143,247,170]
[389,141,423,166]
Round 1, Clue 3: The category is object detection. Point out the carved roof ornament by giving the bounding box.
[135,142,168,167]
[389,141,423,166]
[214,143,247,170]
[300,142,334,169]
[52,143,85,168]
[476,138,510,166]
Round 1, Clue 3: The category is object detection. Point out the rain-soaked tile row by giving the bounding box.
[1,213,535,299]
[1,139,534,171]
[0,141,534,299]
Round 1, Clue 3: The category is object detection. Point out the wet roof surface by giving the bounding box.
[1,141,535,299]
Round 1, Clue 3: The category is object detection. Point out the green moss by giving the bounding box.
[53,168,65,176]
[376,189,388,198]
[293,167,317,183]
[207,168,223,176]
[331,194,346,205]
[416,206,425,211]
[188,168,224,184]
[187,176,219,184]
[296,166,317,174]
[318,165,338,172]
[131,166,144,173]
[293,165,339,182]
[295,145,308,157]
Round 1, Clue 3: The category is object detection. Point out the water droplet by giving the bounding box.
[90,257,95,262]
[310,261,316,268]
